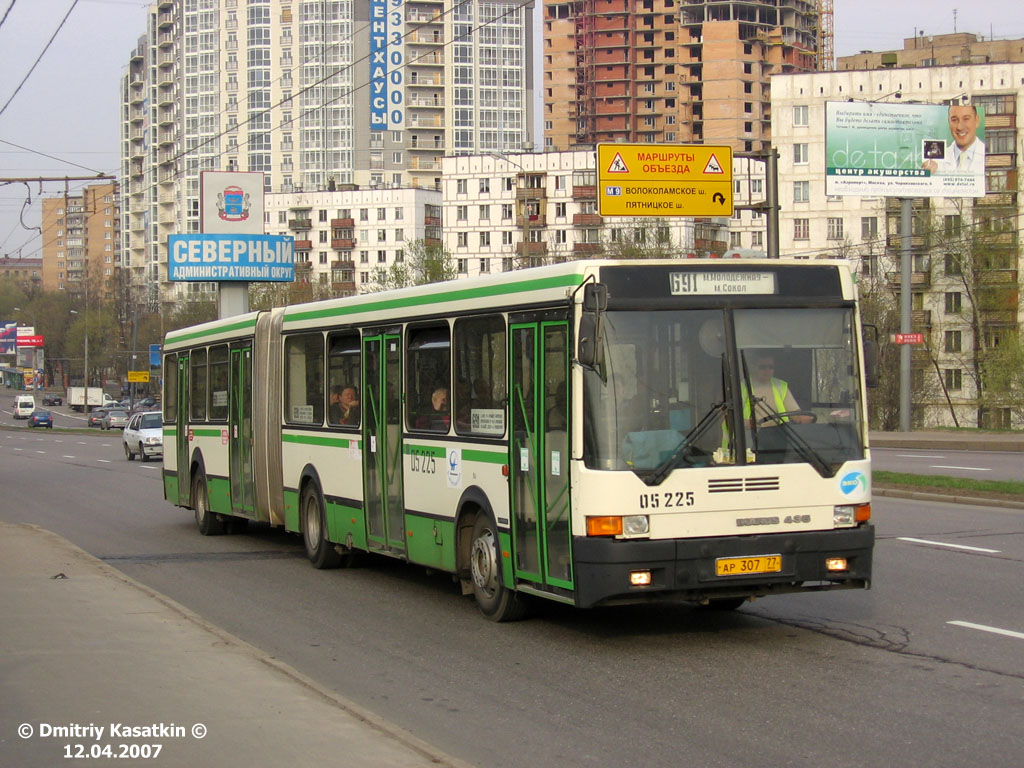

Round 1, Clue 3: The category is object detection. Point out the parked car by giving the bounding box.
[87,409,109,428]
[123,411,163,462]
[42,394,63,406]
[28,409,53,428]
[101,409,130,430]
[13,395,35,419]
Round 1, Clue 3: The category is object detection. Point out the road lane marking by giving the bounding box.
[896,453,946,458]
[63,455,76,459]
[948,621,1024,641]
[898,537,1000,554]
[930,465,991,472]
[97,459,112,463]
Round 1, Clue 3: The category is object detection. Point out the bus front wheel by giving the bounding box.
[469,514,528,622]
[302,484,342,569]
[193,473,224,536]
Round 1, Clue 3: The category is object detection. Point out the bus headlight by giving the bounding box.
[623,515,649,536]
[834,504,871,527]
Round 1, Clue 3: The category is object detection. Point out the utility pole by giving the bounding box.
[734,149,780,257]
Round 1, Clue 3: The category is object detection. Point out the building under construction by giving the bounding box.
[543,0,832,152]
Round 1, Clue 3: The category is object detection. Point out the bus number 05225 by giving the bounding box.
[639,491,694,510]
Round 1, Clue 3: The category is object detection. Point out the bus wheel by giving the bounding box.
[469,514,529,622]
[301,484,342,569]
[193,472,224,536]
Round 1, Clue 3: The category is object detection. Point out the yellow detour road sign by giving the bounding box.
[598,144,734,217]
[128,370,151,383]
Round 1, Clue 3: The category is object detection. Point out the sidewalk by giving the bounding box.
[0,523,471,768]
[869,429,1024,452]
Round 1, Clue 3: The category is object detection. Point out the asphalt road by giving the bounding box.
[1,429,1022,768]
[871,446,1022,482]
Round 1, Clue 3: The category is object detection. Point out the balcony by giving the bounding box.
[294,240,313,251]
[331,238,356,249]
[573,243,604,255]
[517,187,546,201]
[289,219,312,230]
[517,242,548,256]
[517,215,547,228]
[573,213,603,226]
[885,271,931,288]
[330,218,354,228]
[573,185,597,199]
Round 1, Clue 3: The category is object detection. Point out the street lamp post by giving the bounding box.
[70,309,89,415]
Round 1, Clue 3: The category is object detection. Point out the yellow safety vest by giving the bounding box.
[722,379,790,453]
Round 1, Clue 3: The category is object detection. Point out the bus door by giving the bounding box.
[175,354,190,506]
[510,317,573,593]
[229,345,254,515]
[362,332,406,554]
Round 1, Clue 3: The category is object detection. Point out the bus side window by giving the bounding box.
[284,333,325,425]
[454,315,506,437]
[407,324,451,433]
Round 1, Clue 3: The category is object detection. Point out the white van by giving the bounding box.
[14,395,36,419]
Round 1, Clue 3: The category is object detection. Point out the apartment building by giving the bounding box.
[771,63,1024,428]
[441,151,707,278]
[837,32,1024,72]
[542,0,820,153]
[40,183,120,300]
[0,257,43,293]
[121,0,535,308]
[265,185,441,294]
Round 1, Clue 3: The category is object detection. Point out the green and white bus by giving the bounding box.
[162,259,875,620]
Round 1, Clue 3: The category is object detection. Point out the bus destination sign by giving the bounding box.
[669,271,776,296]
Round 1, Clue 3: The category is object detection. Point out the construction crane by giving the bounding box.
[817,0,834,71]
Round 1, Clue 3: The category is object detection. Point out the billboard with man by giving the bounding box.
[826,102,986,198]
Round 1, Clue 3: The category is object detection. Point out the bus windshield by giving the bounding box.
[582,307,865,477]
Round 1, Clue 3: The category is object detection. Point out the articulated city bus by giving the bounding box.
[163,259,875,621]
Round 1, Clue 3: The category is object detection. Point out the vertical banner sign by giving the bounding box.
[387,0,405,131]
[370,0,405,131]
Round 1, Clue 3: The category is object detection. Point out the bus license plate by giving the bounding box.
[715,555,782,576]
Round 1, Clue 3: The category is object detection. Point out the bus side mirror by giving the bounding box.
[862,324,879,388]
[578,284,607,368]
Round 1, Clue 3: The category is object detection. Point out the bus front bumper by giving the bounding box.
[572,525,874,609]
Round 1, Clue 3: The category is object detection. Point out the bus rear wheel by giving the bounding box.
[469,513,528,622]
[193,472,224,536]
[302,484,342,569]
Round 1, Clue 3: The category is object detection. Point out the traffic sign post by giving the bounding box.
[897,333,929,346]
[598,144,734,217]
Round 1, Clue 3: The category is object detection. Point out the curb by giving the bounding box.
[873,486,1024,511]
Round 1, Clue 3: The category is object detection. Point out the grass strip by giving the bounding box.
[874,470,1024,496]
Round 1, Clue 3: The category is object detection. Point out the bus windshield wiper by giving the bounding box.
[752,401,835,477]
[641,401,726,486]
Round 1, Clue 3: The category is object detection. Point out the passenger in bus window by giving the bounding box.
[417,386,449,430]
[329,385,360,426]
[340,386,360,425]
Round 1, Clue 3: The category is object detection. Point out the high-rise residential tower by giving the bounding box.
[542,0,822,152]
[120,0,535,307]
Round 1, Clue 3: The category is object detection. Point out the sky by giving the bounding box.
[1,0,1022,263]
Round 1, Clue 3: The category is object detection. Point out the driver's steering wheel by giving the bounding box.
[757,410,817,426]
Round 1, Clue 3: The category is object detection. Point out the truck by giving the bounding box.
[67,387,117,412]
